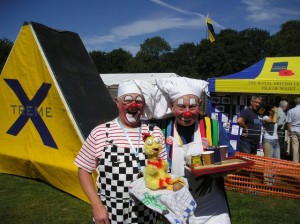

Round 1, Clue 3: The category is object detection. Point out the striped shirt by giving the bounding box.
[75,118,167,173]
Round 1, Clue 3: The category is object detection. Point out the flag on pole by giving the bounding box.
[206,15,216,42]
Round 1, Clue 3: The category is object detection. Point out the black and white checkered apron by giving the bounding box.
[96,123,156,224]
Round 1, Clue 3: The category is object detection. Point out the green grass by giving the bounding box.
[1,173,300,224]
[227,191,300,224]
[0,173,91,224]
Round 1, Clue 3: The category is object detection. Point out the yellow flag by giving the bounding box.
[206,15,216,42]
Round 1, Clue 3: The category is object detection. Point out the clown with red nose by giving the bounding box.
[115,79,153,128]
[153,77,234,224]
[171,95,200,127]
[153,77,209,176]
[75,78,166,224]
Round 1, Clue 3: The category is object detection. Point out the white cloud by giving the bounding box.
[122,45,141,56]
[85,34,116,45]
[150,0,201,16]
[83,0,228,52]
[84,17,204,46]
[112,17,202,37]
[150,0,225,29]
[241,0,300,22]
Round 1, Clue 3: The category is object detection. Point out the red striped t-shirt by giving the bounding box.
[74,118,167,173]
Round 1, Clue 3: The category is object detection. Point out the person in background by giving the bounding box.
[286,97,300,163]
[75,79,167,224]
[237,95,263,154]
[277,100,289,156]
[154,77,235,224]
[277,100,288,130]
[262,105,280,159]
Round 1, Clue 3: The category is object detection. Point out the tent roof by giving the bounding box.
[208,57,300,94]
[30,22,118,138]
[100,73,179,86]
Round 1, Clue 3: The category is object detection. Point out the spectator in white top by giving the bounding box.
[286,97,300,163]
[277,100,288,155]
[262,105,280,159]
[277,100,288,130]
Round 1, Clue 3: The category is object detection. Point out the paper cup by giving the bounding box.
[201,151,214,165]
[219,145,228,161]
[206,146,222,165]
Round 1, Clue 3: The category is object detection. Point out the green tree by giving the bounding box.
[196,28,270,79]
[171,42,199,78]
[125,57,150,73]
[88,20,299,78]
[136,36,172,60]
[239,28,270,63]
[135,36,172,72]
[89,49,133,73]
[196,29,244,79]
[0,38,13,72]
[265,20,300,56]
[106,48,133,73]
[89,50,108,73]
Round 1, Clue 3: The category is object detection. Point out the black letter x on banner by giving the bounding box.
[5,79,58,149]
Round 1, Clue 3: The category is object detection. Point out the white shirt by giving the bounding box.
[277,107,286,127]
[263,115,278,139]
[286,105,300,132]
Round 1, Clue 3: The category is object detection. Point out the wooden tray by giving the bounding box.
[191,156,254,176]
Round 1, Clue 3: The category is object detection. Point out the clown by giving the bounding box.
[75,79,167,224]
[153,77,235,224]
[171,94,201,127]
[115,93,144,127]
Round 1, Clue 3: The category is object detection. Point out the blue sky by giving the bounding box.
[1,0,299,55]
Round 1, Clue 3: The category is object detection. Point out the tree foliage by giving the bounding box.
[265,20,300,57]
[89,50,108,73]
[136,36,172,60]
[0,20,299,79]
[106,49,133,73]
[0,38,13,73]
[134,36,172,73]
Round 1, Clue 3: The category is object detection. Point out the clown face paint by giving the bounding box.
[116,94,145,127]
[189,98,196,105]
[172,94,200,127]
[177,98,184,106]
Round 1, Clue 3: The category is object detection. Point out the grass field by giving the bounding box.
[1,173,300,224]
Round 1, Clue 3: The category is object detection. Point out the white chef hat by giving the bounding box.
[155,77,208,101]
[117,79,155,119]
[118,79,142,97]
[153,77,208,119]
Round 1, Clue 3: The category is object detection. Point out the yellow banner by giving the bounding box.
[0,24,88,202]
[215,79,300,94]
[215,57,300,94]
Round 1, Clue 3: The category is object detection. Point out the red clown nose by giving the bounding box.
[129,102,138,110]
[183,111,192,118]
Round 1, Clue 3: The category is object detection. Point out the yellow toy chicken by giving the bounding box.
[143,133,185,191]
